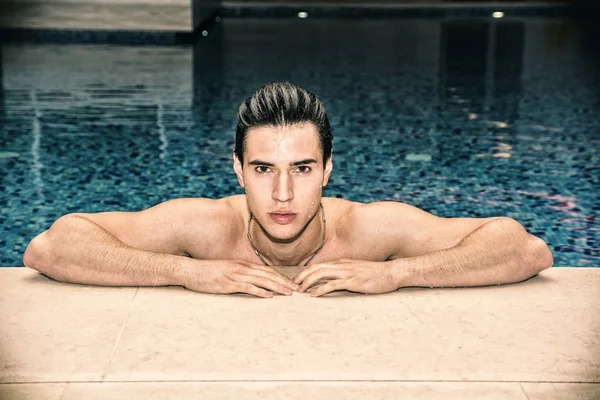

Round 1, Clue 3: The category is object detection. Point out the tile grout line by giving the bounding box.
[400,301,424,325]
[100,287,139,382]
[2,380,600,384]
[57,382,69,400]
[519,383,532,400]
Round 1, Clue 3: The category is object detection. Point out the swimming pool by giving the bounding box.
[0,15,598,267]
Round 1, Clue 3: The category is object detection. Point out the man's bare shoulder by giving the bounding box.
[321,197,363,239]
[353,200,429,219]
[329,199,500,259]
[321,197,354,219]
[343,199,438,236]
[163,195,247,257]
[322,197,423,226]
[322,198,433,251]
[170,194,246,231]
[167,195,244,215]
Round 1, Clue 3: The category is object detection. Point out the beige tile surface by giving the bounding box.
[0,383,68,400]
[0,383,66,400]
[0,382,529,400]
[104,267,600,382]
[521,383,600,400]
[0,268,137,383]
[0,1,193,31]
[1,267,598,387]
[3,382,600,400]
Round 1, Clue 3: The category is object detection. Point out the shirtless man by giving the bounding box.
[23,81,554,298]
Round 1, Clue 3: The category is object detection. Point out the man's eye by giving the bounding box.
[296,166,311,173]
[255,166,270,174]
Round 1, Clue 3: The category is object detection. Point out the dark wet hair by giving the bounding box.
[234,81,333,166]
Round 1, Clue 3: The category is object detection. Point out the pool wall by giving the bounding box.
[0,0,221,32]
[0,1,583,34]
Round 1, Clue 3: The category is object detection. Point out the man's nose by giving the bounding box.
[272,172,294,202]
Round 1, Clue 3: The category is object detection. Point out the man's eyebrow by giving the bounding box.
[248,160,274,166]
[247,159,318,167]
[290,159,318,166]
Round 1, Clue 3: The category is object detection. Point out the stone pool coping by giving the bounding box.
[0,266,598,399]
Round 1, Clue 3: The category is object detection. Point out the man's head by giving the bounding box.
[234,81,333,167]
[233,82,334,242]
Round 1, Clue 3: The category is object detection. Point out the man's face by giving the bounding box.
[233,123,333,242]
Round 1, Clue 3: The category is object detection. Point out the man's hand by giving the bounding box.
[292,259,400,297]
[181,260,299,298]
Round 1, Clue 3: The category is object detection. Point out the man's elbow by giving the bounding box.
[23,233,46,272]
[23,230,66,282]
[495,217,553,276]
[527,235,554,274]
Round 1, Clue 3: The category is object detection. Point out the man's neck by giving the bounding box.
[250,207,324,266]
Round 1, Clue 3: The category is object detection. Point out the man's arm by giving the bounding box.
[390,216,553,288]
[294,202,553,296]
[23,197,297,297]
[23,198,204,286]
[369,202,554,288]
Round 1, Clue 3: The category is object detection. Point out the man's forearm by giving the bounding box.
[390,217,554,288]
[23,215,187,287]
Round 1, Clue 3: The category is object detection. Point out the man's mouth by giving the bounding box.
[269,212,297,225]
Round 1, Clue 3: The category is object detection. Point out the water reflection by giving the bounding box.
[29,90,46,217]
[493,21,524,127]
[440,21,489,120]
[192,22,225,142]
[157,102,168,160]
[439,19,525,161]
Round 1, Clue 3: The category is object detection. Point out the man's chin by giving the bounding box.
[264,225,303,244]
[255,211,319,244]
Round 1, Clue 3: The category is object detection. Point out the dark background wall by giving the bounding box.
[229,0,575,3]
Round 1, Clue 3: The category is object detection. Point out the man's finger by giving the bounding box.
[245,266,298,291]
[310,279,347,297]
[232,282,273,298]
[293,263,326,285]
[235,274,293,296]
[252,264,291,279]
[263,267,298,288]
[298,268,344,292]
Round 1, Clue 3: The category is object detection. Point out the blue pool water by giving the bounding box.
[0,16,599,266]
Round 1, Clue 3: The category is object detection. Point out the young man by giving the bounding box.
[23,81,554,298]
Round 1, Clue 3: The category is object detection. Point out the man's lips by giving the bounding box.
[269,212,297,225]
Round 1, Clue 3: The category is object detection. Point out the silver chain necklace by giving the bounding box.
[247,203,326,267]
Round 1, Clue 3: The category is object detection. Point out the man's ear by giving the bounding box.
[322,155,333,187]
[233,152,245,188]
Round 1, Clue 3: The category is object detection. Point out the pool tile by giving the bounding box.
[103,268,600,383]
[60,382,527,399]
[0,268,137,383]
[6,382,600,400]
[0,383,66,400]
[521,383,600,400]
